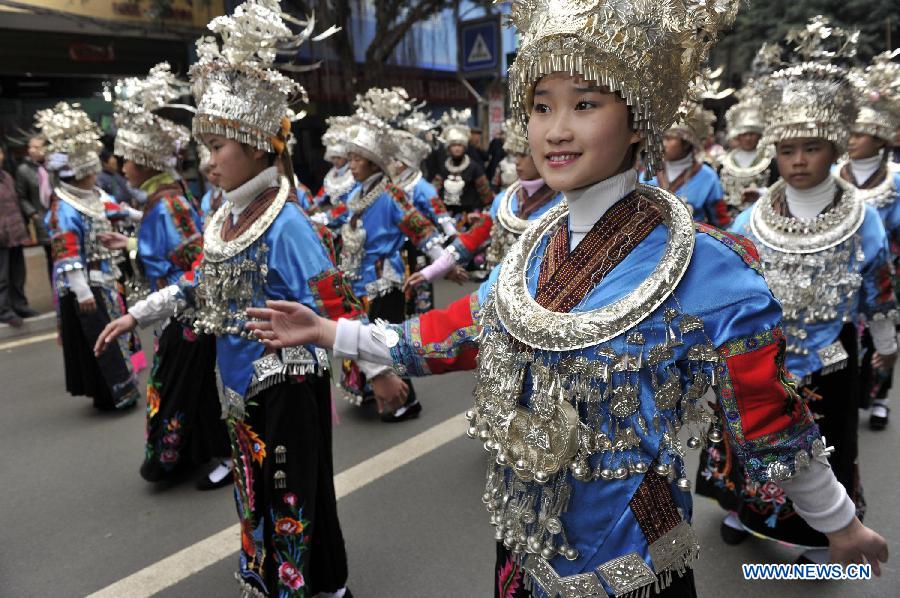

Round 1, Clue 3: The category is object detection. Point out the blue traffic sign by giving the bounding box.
[459,17,500,75]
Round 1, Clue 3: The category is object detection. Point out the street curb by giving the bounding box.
[0,312,57,341]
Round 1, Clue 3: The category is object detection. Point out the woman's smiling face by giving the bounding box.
[527,73,640,192]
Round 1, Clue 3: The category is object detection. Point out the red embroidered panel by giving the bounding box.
[457,215,493,253]
[308,269,365,321]
[415,292,479,373]
[429,195,449,217]
[725,342,808,440]
[51,231,80,262]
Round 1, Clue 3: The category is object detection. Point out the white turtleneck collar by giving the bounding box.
[59,181,100,201]
[362,171,384,193]
[565,169,638,251]
[733,148,758,168]
[664,155,694,183]
[225,166,279,218]
[785,175,836,219]
[849,150,884,186]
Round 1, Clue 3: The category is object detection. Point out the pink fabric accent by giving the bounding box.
[37,166,52,209]
[130,350,148,373]
[420,251,457,282]
[519,177,545,197]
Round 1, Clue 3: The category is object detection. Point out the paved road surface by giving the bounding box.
[1,280,897,597]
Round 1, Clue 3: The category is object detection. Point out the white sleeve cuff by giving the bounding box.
[440,219,458,238]
[356,359,392,379]
[127,284,181,328]
[333,318,396,365]
[333,318,361,359]
[869,318,898,356]
[67,270,94,302]
[778,460,857,534]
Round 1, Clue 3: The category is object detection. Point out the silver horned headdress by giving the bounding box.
[505,0,741,171]
[34,102,103,180]
[190,0,337,153]
[390,108,438,169]
[759,16,860,154]
[667,69,732,149]
[502,117,530,156]
[851,50,900,142]
[114,62,191,173]
[322,115,353,161]
[440,108,471,146]
[345,87,413,172]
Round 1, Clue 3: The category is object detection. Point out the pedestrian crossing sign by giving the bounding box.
[459,17,500,75]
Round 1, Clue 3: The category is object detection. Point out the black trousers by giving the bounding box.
[494,543,697,598]
[0,246,28,318]
[231,377,348,596]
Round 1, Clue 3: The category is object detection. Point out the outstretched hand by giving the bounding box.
[369,372,409,414]
[245,300,335,349]
[94,314,137,355]
[827,517,889,576]
[97,231,130,250]
[445,265,469,285]
[402,272,428,292]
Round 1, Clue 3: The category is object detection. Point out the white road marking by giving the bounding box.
[0,332,57,352]
[86,410,468,598]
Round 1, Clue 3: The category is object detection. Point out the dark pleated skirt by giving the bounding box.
[59,288,140,411]
[141,320,229,481]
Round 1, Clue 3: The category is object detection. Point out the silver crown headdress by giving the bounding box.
[759,16,859,153]
[502,118,529,156]
[34,102,103,179]
[391,109,438,168]
[114,62,191,173]
[440,108,471,146]
[322,115,353,160]
[851,50,900,141]
[506,0,741,172]
[190,0,337,153]
[667,68,732,149]
[345,87,413,172]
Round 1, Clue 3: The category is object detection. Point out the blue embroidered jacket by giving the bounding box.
[378,194,821,597]
[647,163,729,227]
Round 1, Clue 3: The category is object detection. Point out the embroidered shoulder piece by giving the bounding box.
[695,223,763,274]
[308,269,364,321]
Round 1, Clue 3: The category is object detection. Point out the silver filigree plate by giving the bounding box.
[749,176,865,254]
[496,181,531,236]
[203,176,290,263]
[494,185,695,351]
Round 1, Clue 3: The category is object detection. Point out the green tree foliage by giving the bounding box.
[713,0,898,85]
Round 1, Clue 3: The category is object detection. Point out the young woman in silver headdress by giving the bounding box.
[95,2,356,595]
[245,3,888,596]
[38,102,141,411]
[98,63,231,488]
[837,52,900,430]
[700,17,896,564]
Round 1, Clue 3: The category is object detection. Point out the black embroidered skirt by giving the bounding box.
[231,376,348,597]
[58,287,140,411]
[140,320,228,481]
